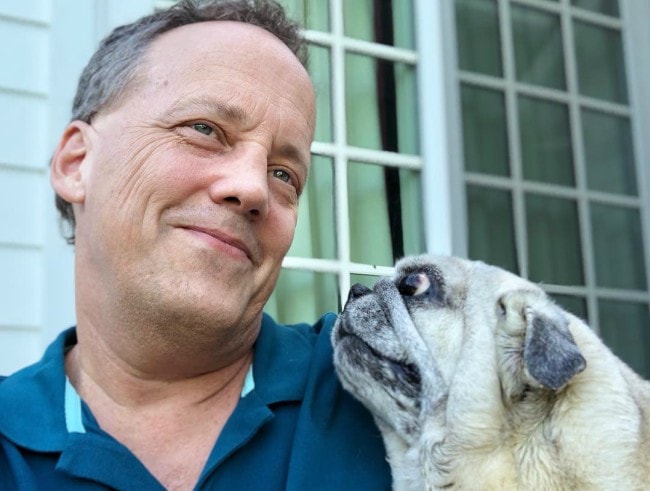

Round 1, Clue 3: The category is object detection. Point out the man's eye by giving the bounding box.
[191,123,214,136]
[271,169,291,183]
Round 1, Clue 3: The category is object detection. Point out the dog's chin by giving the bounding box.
[334,333,423,436]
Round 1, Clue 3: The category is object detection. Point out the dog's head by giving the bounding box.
[331,254,587,443]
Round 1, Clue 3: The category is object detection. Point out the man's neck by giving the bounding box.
[65,338,253,407]
[64,334,253,490]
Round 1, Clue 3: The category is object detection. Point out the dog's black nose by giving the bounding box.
[347,283,372,303]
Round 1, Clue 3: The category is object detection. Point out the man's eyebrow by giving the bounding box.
[166,96,310,168]
[277,143,310,170]
[166,97,249,125]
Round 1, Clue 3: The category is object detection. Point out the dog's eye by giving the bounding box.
[498,298,507,316]
[398,273,431,297]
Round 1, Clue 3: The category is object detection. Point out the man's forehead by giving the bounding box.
[140,19,315,116]
[149,20,299,63]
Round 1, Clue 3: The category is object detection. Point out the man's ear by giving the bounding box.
[50,121,93,204]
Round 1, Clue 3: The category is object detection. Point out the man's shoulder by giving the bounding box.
[0,329,74,452]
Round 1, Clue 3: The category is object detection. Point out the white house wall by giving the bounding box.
[0,0,157,375]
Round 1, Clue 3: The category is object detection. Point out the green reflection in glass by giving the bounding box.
[308,45,333,142]
[519,95,574,186]
[399,167,425,259]
[574,21,627,103]
[511,5,566,90]
[571,0,619,17]
[265,269,340,323]
[395,62,420,155]
[467,185,518,274]
[289,155,336,259]
[590,203,647,290]
[582,109,636,196]
[348,161,391,266]
[526,194,583,285]
[280,0,330,31]
[348,161,424,266]
[343,0,414,49]
[461,84,509,176]
[345,53,418,154]
[455,0,502,77]
[599,299,650,378]
[551,294,588,322]
[392,0,415,49]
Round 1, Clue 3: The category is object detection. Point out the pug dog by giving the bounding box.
[332,255,650,490]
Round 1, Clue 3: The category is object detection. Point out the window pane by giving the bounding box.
[599,299,650,379]
[551,294,588,321]
[345,54,418,153]
[392,0,416,50]
[526,194,584,285]
[582,109,636,195]
[266,270,339,324]
[348,161,424,266]
[590,203,647,290]
[571,0,620,17]
[455,0,502,77]
[399,169,426,258]
[574,21,627,103]
[511,5,566,90]
[461,84,509,176]
[343,0,415,49]
[519,95,574,186]
[289,156,336,259]
[395,62,420,155]
[308,45,333,142]
[281,0,330,31]
[467,185,518,274]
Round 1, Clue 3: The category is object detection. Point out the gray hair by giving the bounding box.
[56,0,307,244]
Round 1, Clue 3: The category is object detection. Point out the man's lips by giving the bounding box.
[180,226,254,261]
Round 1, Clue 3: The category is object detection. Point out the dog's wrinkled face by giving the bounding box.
[332,254,586,444]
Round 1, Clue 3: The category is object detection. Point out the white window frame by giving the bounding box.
[281,0,456,309]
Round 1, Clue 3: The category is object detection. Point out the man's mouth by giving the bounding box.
[180,226,254,262]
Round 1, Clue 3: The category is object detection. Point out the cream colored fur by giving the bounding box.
[332,255,650,490]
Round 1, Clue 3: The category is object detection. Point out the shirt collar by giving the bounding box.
[0,313,315,451]
[0,328,76,451]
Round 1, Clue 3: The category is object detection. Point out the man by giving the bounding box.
[0,1,391,489]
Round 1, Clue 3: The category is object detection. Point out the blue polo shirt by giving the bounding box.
[0,313,391,490]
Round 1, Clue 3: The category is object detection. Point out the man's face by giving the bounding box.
[72,21,315,333]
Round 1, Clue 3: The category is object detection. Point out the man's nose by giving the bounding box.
[208,145,270,219]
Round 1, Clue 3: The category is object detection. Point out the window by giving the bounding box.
[266,0,426,324]
[454,0,650,377]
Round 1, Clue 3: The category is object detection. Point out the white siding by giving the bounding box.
[0,0,51,24]
[0,0,157,375]
[0,19,49,94]
[0,1,51,374]
[0,248,42,328]
[0,168,45,245]
[0,93,49,168]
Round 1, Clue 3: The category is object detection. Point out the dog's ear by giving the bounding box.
[523,308,586,390]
